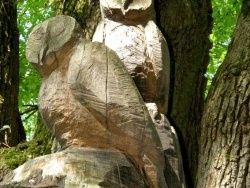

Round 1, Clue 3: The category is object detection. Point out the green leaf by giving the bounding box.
[206,0,241,96]
[18,0,55,139]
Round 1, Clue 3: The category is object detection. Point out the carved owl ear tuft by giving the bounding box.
[26,15,84,77]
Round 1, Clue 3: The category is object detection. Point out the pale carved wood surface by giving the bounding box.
[25,15,167,188]
[93,0,170,114]
[0,148,147,187]
[3,9,186,187]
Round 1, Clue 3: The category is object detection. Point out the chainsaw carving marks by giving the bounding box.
[26,15,168,188]
[93,0,170,114]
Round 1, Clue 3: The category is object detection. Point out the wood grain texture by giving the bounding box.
[26,15,168,187]
[197,9,250,188]
[93,0,170,114]
[0,148,147,187]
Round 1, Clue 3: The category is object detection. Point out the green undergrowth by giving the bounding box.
[0,139,52,170]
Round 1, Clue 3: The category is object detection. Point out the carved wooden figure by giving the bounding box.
[26,15,168,188]
[93,0,170,114]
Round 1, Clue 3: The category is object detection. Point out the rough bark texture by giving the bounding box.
[32,113,53,153]
[0,0,26,146]
[54,0,101,39]
[155,0,213,185]
[0,148,147,187]
[197,4,250,188]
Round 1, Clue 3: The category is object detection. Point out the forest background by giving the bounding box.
[1,0,248,188]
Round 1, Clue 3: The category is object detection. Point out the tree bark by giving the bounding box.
[0,0,26,146]
[53,0,101,39]
[197,2,250,187]
[155,0,213,185]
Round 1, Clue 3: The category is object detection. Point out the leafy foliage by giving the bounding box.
[206,0,241,93]
[18,0,55,139]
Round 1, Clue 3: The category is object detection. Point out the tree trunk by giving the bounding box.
[197,2,250,187]
[54,0,101,39]
[33,113,53,154]
[155,0,213,185]
[0,0,26,146]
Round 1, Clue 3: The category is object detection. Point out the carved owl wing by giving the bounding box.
[68,42,142,128]
[68,41,162,145]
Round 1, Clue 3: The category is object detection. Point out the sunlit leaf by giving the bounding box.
[206,0,241,95]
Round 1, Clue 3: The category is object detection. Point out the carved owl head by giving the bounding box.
[100,0,155,24]
[26,15,85,77]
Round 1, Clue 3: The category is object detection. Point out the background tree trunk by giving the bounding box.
[33,113,53,153]
[155,0,213,185]
[197,3,250,187]
[0,0,25,146]
[54,0,101,39]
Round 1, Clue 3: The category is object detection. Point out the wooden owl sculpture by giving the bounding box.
[26,15,168,188]
[93,0,170,114]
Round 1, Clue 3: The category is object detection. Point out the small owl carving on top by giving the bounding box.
[93,0,170,114]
